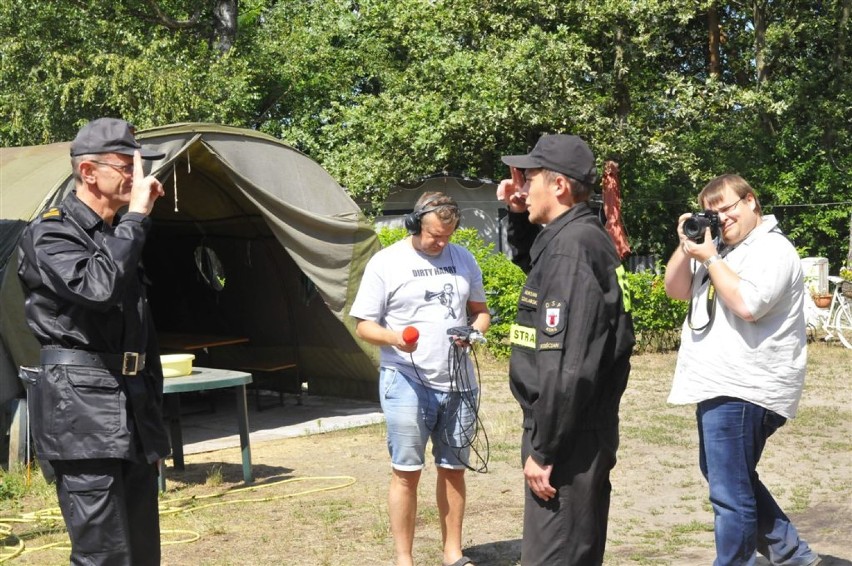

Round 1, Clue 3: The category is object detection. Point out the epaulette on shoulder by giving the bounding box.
[41,207,64,221]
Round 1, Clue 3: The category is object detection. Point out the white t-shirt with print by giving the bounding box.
[350,239,486,392]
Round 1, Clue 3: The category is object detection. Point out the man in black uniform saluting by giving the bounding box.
[497,134,635,565]
[17,118,171,565]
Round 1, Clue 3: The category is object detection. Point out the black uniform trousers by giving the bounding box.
[51,458,160,566]
[520,426,619,566]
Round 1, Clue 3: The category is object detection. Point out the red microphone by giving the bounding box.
[402,326,420,344]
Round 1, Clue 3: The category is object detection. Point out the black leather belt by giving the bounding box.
[40,348,146,376]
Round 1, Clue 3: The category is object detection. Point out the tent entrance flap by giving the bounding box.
[143,127,380,400]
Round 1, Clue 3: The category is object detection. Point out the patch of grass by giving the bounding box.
[788,485,812,513]
[418,503,439,527]
[657,457,691,469]
[671,519,713,535]
[622,411,695,449]
[791,406,846,429]
[0,464,55,509]
[821,440,852,452]
[0,468,31,502]
[627,554,661,565]
[484,440,517,464]
[204,465,224,487]
[318,501,349,526]
[368,503,388,542]
[635,520,713,556]
[639,528,666,542]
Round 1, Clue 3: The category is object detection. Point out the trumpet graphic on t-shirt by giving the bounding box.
[425,284,456,319]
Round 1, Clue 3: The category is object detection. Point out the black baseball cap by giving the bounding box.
[70,118,165,159]
[501,134,598,185]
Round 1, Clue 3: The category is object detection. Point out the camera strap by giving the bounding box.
[687,272,716,332]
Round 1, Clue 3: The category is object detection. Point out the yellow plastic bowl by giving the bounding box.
[160,353,195,378]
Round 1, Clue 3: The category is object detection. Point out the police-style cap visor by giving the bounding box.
[70,117,165,160]
[502,134,598,185]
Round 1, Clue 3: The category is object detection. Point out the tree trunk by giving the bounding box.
[613,22,631,126]
[752,0,777,135]
[835,0,850,73]
[213,0,238,55]
[708,2,721,79]
[753,0,768,86]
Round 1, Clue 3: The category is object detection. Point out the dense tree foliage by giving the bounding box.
[2,0,849,268]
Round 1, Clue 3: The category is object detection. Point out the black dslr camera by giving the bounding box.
[683,210,720,243]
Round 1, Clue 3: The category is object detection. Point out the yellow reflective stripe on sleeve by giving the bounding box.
[509,324,536,348]
[616,264,632,312]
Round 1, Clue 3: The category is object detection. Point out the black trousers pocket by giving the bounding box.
[56,461,124,557]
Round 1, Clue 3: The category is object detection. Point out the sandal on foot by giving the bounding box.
[443,557,474,566]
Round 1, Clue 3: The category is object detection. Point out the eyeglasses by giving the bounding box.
[713,197,743,215]
[91,160,134,175]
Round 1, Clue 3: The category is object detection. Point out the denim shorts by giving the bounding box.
[379,366,478,471]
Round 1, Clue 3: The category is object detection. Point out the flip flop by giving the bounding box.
[443,557,474,566]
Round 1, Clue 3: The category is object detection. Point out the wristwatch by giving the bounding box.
[702,254,721,269]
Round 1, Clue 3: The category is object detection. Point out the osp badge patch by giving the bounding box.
[542,300,565,336]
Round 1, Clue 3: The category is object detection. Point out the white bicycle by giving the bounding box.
[805,275,852,349]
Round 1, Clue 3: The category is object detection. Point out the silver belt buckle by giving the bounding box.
[122,352,140,376]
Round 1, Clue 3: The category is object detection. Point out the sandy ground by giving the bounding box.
[156,343,851,566]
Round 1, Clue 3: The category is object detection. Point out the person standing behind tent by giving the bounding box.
[17,118,171,565]
[350,191,490,566]
[496,134,635,565]
[664,174,821,566]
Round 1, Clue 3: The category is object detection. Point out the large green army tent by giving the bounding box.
[0,123,382,432]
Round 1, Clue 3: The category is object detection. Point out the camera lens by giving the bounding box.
[683,216,710,243]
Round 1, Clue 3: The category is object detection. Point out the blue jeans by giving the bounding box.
[379,367,477,471]
[697,397,817,566]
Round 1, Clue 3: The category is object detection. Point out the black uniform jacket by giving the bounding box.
[17,191,170,463]
[507,202,635,466]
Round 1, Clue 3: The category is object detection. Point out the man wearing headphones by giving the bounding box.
[350,192,490,566]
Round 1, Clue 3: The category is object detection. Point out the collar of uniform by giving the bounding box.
[528,202,594,266]
[66,191,107,231]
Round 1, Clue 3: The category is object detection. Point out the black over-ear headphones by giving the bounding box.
[404,201,460,235]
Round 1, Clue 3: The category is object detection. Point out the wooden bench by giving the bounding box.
[208,346,302,411]
[236,360,301,411]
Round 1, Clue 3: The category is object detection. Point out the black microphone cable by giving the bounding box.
[404,334,490,474]
[442,335,489,474]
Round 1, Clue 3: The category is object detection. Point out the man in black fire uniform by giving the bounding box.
[17,118,171,565]
[497,134,635,565]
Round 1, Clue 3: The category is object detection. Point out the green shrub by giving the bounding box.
[623,268,688,353]
[376,226,409,248]
[0,465,52,502]
[0,468,29,501]
[451,229,526,358]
